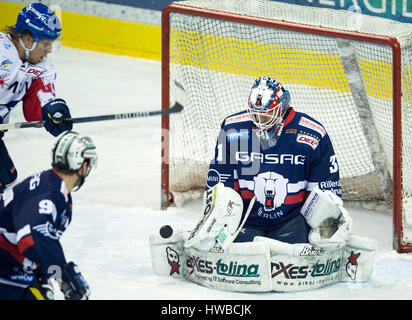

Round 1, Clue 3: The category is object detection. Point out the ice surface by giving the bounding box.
[6,47,412,300]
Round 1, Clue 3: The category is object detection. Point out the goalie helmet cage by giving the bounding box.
[160,0,412,253]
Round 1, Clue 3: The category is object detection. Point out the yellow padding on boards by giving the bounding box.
[0,2,24,28]
[170,28,399,99]
[61,11,161,60]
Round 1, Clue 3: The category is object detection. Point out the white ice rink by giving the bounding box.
[6,46,412,300]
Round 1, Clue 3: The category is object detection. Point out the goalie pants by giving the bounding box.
[234,213,310,244]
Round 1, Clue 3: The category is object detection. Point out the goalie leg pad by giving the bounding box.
[149,231,189,278]
[340,234,377,282]
[149,233,377,291]
[254,236,345,292]
[150,228,273,292]
[184,242,273,292]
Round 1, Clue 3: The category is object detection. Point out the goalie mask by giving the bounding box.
[247,76,291,131]
[52,131,97,191]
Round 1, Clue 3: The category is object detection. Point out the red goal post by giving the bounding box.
[160,0,412,252]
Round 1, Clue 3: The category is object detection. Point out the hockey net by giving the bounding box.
[161,0,412,252]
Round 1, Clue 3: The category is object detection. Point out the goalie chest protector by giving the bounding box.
[207,108,341,230]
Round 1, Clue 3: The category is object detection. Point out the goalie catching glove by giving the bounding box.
[184,183,255,251]
[301,187,352,246]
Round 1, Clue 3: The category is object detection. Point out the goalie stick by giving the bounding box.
[0,80,185,131]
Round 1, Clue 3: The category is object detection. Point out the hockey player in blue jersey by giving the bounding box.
[206,76,341,244]
[0,131,97,300]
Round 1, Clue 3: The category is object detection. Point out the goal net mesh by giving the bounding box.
[164,0,412,244]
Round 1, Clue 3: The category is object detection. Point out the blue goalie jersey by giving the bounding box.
[207,108,341,231]
[0,169,72,288]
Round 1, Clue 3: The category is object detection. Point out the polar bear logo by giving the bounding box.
[253,172,289,211]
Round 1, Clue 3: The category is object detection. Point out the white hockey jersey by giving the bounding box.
[0,32,57,124]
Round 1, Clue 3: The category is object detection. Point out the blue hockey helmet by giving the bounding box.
[14,3,62,42]
[248,76,291,131]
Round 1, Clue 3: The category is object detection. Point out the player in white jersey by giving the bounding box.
[0,3,72,192]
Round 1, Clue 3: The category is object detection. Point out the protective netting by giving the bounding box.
[163,0,412,248]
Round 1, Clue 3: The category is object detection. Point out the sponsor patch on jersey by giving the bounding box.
[299,116,326,137]
[227,129,249,141]
[296,133,319,150]
[26,65,46,77]
[0,59,12,72]
[206,169,231,188]
[225,113,251,126]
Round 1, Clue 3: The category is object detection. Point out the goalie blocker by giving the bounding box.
[149,186,377,292]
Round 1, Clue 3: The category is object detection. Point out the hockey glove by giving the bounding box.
[60,262,90,300]
[42,98,73,137]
